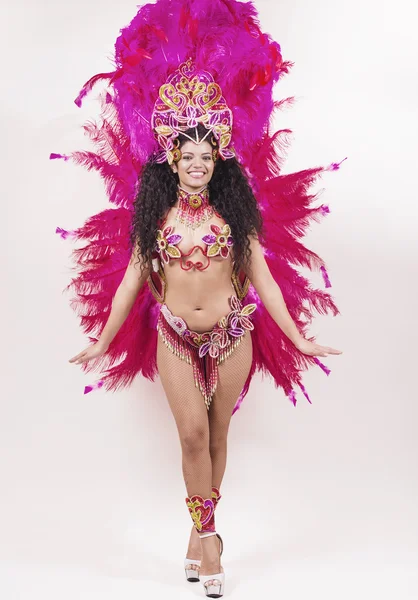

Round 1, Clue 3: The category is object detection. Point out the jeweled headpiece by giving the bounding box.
[151,58,235,165]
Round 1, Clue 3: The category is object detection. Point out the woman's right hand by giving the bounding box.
[68,341,109,365]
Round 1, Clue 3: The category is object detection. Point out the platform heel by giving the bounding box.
[185,489,224,597]
[183,487,222,583]
[198,531,224,598]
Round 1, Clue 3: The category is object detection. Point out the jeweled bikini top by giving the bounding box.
[154,185,234,271]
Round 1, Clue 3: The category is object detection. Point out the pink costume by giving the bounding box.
[157,296,256,410]
[155,187,234,271]
[53,0,343,412]
[152,184,256,409]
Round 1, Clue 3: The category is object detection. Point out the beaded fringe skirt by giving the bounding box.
[157,296,257,410]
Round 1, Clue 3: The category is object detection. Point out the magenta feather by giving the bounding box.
[55,0,341,406]
[50,153,70,161]
[56,226,77,240]
[320,266,332,288]
[84,380,104,394]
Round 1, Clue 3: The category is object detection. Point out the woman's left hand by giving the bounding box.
[294,337,342,357]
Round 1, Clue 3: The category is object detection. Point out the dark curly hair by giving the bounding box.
[130,124,264,272]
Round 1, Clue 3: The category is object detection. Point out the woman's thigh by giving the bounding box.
[209,331,253,430]
[157,335,210,443]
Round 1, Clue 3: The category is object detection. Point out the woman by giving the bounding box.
[55,1,344,596]
[69,117,341,596]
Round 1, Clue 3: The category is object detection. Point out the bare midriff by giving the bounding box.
[161,209,236,332]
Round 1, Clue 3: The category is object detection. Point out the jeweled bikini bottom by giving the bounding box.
[157,295,256,410]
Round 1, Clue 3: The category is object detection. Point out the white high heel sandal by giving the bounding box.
[184,487,222,584]
[184,557,201,582]
[198,531,225,598]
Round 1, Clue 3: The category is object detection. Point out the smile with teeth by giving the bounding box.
[188,171,205,178]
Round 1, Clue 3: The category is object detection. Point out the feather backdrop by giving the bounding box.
[53,0,343,410]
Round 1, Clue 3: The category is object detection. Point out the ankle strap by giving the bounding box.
[199,531,217,539]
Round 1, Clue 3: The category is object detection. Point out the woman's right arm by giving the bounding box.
[69,245,151,365]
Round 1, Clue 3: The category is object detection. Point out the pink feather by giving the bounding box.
[54,0,341,406]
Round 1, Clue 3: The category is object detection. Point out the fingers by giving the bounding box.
[316,345,342,357]
[321,346,342,355]
[75,354,88,365]
[69,351,89,364]
[69,342,105,365]
[68,353,83,363]
[76,354,88,365]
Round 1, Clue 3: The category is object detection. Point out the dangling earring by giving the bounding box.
[211,136,218,162]
[172,138,182,163]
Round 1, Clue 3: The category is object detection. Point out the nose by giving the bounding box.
[191,157,204,169]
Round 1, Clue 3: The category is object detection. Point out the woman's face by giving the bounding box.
[171,139,215,192]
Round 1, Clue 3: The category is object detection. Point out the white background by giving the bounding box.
[1,0,417,598]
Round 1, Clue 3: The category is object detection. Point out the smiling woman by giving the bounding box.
[61,1,343,595]
[173,143,215,186]
[130,123,266,285]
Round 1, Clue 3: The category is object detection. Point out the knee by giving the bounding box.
[209,430,228,454]
[181,427,209,457]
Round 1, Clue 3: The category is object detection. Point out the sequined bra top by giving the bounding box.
[154,186,234,272]
[155,219,234,271]
[148,187,249,304]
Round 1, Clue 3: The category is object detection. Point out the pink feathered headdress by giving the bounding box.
[53,0,344,410]
[151,58,235,164]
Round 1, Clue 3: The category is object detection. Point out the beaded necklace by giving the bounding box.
[175,185,214,230]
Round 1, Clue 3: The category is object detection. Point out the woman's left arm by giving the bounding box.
[244,236,342,358]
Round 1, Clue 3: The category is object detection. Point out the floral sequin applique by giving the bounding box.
[202,224,233,258]
[156,226,182,263]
